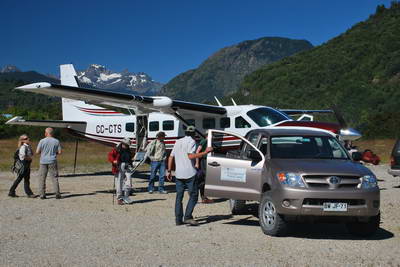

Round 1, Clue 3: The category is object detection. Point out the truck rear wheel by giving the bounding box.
[259,194,288,236]
[229,199,246,215]
[345,213,380,237]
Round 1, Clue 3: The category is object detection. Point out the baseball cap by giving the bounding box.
[185,125,196,133]
[121,137,130,146]
[156,131,166,138]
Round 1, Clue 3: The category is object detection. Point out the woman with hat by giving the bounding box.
[9,134,36,198]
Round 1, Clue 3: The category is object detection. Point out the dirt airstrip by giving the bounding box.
[0,164,399,266]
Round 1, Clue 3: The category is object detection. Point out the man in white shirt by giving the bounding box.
[167,126,213,226]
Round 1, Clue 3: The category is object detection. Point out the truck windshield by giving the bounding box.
[270,136,349,160]
[247,107,291,127]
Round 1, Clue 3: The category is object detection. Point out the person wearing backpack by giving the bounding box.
[146,131,167,194]
[8,134,36,198]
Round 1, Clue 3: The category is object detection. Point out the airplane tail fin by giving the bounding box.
[59,64,122,121]
[60,64,80,87]
[60,64,99,121]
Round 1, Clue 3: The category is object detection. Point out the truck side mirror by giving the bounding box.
[352,152,362,161]
[247,149,262,161]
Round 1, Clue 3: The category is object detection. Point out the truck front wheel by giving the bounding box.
[345,213,380,237]
[259,194,288,236]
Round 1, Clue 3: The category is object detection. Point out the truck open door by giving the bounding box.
[205,130,265,201]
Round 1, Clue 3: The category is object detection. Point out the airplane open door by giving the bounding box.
[135,115,148,153]
[204,130,265,201]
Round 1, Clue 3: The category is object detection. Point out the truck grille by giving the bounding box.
[302,175,360,189]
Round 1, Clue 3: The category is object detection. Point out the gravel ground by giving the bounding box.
[0,164,399,266]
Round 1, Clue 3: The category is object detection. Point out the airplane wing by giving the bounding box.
[16,82,227,116]
[6,116,86,128]
[279,109,333,115]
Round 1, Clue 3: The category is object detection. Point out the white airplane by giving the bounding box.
[6,64,361,152]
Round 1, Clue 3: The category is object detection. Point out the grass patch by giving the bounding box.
[0,139,113,172]
[354,139,396,164]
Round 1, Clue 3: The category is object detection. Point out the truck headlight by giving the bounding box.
[277,172,305,188]
[359,174,378,189]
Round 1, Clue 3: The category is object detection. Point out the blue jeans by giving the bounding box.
[148,161,165,192]
[175,176,198,223]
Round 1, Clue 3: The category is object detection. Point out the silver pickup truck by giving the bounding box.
[204,128,380,237]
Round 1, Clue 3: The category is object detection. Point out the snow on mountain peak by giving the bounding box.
[77,64,163,95]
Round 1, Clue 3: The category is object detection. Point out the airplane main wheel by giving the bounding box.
[229,199,246,215]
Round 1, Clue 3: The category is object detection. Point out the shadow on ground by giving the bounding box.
[219,214,394,241]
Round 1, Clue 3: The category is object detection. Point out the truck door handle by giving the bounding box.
[208,162,220,167]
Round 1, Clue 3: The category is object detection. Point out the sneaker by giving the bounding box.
[117,199,124,205]
[148,190,153,194]
[159,190,168,194]
[8,193,18,198]
[176,221,184,226]
[123,197,134,205]
[183,219,199,226]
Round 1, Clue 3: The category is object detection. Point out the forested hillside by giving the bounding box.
[161,37,313,102]
[233,3,400,138]
[0,72,62,139]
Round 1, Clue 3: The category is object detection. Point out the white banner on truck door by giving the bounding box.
[221,167,246,182]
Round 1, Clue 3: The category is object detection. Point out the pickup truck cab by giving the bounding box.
[205,128,380,236]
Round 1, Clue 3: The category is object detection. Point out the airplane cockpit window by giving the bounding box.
[126,122,135,132]
[203,118,216,129]
[220,117,230,128]
[247,107,291,127]
[163,120,174,131]
[235,116,251,128]
[149,121,159,132]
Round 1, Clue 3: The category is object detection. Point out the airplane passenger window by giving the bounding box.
[203,118,216,129]
[163,120,174,131]
[235,116,251,128]
[149,121,159,132]
[220,118,230,128]
[125,123,135,132]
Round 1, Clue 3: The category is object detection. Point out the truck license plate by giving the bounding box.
[323,202,348,212]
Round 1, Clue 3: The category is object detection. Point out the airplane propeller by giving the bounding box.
[331,105,361,141]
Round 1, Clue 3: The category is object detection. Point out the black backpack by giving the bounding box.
[11,148,23,173]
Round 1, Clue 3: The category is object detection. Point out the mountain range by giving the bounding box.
[77,64,163,95]
[0,64,163,95]
[160,37,313,102]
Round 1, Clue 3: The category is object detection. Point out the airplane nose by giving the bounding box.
[340,128,362,141]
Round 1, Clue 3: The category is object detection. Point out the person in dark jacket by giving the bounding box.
[116,138,134,205]
[9,134,37,198]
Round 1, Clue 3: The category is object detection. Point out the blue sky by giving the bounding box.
[0,0,394,83]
